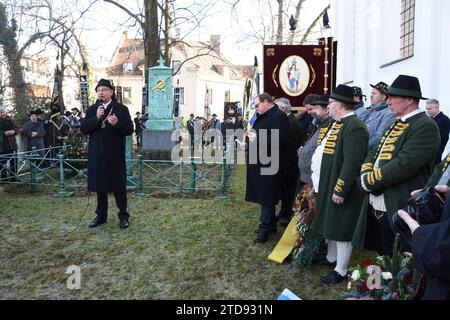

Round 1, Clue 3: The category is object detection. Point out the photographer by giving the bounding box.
[398,185,450,300]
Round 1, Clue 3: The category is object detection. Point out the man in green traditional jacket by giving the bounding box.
[353,75,440,256]
[311,85,369,284]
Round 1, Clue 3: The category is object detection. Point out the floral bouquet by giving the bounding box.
[292,185,323,268]
[343,253,416,300]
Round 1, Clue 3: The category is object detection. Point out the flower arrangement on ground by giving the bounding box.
[343,247,416,300]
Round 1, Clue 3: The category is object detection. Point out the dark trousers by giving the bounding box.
[364,205,396,256]
[277,167,299,221]
[96,192,129,220]
[136,131,142,148]
[258,205,276,234]
[0,151,18,180]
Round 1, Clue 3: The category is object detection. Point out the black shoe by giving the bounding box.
[89,216,107,228]
[278,219,290,227]
[320,271,347,284]
[254,227,277,234]
[312,257,337,267]
[253,232,268,244]
[119,219,129,229]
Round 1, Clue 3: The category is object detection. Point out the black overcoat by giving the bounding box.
[245,106,289,206]
[412,196,450,300]
[81,100,133,192]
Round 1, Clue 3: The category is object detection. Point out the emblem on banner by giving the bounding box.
[279,55,310,97]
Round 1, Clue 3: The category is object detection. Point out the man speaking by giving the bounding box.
[81,79,134,229]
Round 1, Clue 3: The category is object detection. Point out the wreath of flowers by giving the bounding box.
[343,252,416,300]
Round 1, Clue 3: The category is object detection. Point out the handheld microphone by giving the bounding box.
[97,99,104,108]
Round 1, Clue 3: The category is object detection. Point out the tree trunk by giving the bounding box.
[0,5,30,123]
[288,0,305,45]
[144,0,160,72]
[276,0,284,45]
[163,0,172,67]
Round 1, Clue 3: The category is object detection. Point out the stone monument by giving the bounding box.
[142,57,176,160]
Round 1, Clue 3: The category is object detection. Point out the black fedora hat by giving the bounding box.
[330,85,358,104]
[370,81,389,95]
[311,94,330,106]
[387,75,427,100]
[95,78,114,91]
[28,110,38,117]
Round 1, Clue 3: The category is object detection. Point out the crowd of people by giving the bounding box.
[2,75,449,299]
[245,75,450,299]
[0,103,84,179]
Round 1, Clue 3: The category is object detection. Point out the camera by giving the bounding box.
[392,187,446,241]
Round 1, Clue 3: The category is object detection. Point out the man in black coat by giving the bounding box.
[186,113,195,150]
[245,93,289,243]
[425,99,450,166]
[398,184,450,300]
[275,97,305,226]
[134,112,143,149]
[81,79,134,229]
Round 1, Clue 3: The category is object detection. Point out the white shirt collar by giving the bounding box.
[400,108,423,122]
[102,100,112,109]
[341,111,355,119]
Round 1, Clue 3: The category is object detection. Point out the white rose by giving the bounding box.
[382,272,393,280]
[351,270,361,281]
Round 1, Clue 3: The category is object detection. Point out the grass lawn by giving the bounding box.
[0,165,374,300]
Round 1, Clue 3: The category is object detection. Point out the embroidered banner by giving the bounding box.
[263,38,335,108]
[79,75,89,112]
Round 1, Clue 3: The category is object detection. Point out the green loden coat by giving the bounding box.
[312,114,369,242]
[426,152,450,187]
[352,112,440,248]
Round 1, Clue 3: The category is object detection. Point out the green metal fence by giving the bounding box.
[0,145,233,199]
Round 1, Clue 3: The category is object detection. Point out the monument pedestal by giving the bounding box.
[142,130,176,160]
[143,56,176,160]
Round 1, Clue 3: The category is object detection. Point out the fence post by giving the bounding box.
[55,153,72,196]
[29,147,37,192]
[179,158,183,193]
[217,154,230,201]
[135,154,145,196]
[190,162,196,192]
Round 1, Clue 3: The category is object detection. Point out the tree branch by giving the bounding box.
[104,0,144,29]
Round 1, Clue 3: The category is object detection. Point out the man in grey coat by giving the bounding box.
[363,81,396,150]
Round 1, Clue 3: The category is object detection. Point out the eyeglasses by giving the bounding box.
[254,101,262,108]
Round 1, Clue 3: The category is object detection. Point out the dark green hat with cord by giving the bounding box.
[95,78,114,91]
[330,85,358,104]
[311,94,330,106]
[370,81,389,95]
[387,75,428,100]
[352,86,366,98]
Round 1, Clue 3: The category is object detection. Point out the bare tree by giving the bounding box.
[104,0,160,77]
[276,0,284,44]
[0,1,56,122]
[287,0,305,44]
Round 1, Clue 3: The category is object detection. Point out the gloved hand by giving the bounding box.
[355,176,370,194]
